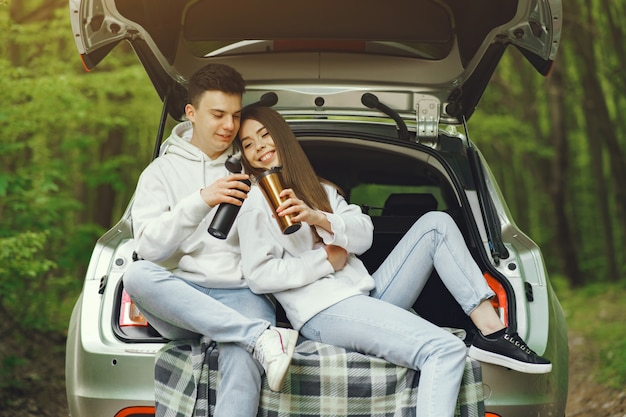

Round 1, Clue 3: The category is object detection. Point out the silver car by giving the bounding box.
[66,0,567,416]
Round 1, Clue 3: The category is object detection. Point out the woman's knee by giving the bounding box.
[421,211,454,228]
[404,211,456,243]
[420,211,462,239]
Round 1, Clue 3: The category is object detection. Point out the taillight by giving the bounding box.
[485,413,502,417]
[114,406,155,417]
[483,272,508,326]
[119,289,149,327]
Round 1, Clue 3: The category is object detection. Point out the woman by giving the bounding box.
[236,106,551,416]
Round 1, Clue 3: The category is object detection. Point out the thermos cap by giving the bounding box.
[255,166,283,184]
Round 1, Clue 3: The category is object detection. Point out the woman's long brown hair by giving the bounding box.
[239,106,332,213]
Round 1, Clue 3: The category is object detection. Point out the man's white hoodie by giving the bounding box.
[132,121,246,288]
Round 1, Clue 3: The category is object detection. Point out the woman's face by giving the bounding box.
[240,118,280,170]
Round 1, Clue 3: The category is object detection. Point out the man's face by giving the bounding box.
[186,90,242,159]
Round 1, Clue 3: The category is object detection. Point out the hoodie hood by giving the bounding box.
[160,121,238,188]
[161,121,238,166]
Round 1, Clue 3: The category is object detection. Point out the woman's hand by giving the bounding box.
[324,244,348,271]
[276,189,331,231]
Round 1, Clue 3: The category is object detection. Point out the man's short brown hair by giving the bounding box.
[187,63,246,107]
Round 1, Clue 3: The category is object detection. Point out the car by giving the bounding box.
[65,0,568,416]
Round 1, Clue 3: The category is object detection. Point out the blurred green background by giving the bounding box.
[1,0,625,406]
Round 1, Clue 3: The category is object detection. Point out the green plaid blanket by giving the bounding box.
[155,338,485,417]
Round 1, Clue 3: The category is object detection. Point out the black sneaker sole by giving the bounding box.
[468,345,552,374]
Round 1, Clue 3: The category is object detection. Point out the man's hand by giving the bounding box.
[325,244,348,272]
[200,173,250,207]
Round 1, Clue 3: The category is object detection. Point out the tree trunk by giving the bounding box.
[93,128,124,229]
[569,0,620,282]
[8,0,23,66]
[599,0,626,266]
[546,60,585,287]
[514,51,556,257]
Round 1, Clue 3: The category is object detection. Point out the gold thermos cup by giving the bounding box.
[256,167,302,234]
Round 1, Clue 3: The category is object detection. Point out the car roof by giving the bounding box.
[70,0,562,122]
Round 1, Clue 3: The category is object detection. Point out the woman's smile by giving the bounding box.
[240,118,280,169]
[259,150,276,164]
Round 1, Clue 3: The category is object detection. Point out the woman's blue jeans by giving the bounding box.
[300,211,494,417]
[123,260,275,417]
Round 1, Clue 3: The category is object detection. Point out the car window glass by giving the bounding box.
[350,184,446,216]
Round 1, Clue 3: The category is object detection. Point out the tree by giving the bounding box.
[546,59,584,286]
[567,0,623,282]
[474,0,626,285]
[0,1,159,336]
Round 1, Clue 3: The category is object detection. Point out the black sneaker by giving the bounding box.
[468,328,552,374]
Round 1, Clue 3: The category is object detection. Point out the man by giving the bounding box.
[123,63,297,417]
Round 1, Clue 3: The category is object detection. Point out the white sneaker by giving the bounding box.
[253,326,298,391]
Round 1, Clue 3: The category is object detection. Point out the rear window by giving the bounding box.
[350,184,448,216]
[182,0,454,59]
[115,0,518,66]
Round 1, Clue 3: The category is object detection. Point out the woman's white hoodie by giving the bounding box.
[131,121,246,288]
[238,184,375,329]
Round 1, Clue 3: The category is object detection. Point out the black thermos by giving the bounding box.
[208,155,251,239]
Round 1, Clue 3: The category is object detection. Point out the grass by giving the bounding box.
[552,276,626,389]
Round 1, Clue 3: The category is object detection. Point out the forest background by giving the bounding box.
[1,0,625,412]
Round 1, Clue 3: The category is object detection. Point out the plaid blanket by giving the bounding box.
[155,338,485,417]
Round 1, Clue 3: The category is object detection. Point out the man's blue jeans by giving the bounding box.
[123,260,275,417]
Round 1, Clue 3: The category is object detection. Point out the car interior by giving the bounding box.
[302,136,476,335]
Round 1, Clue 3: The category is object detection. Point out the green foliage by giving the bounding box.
[557,279,626,389]
[0,3,159,339]
[475,31,626,283]
[0,354,28,390]
[0,0,625,399]
[0,231,67,331]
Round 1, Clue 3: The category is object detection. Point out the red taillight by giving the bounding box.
[79,54,92,72]
[119,289,149,327]
[485,413,502,417]
[483,272,508,326]
[114,406,155,417]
